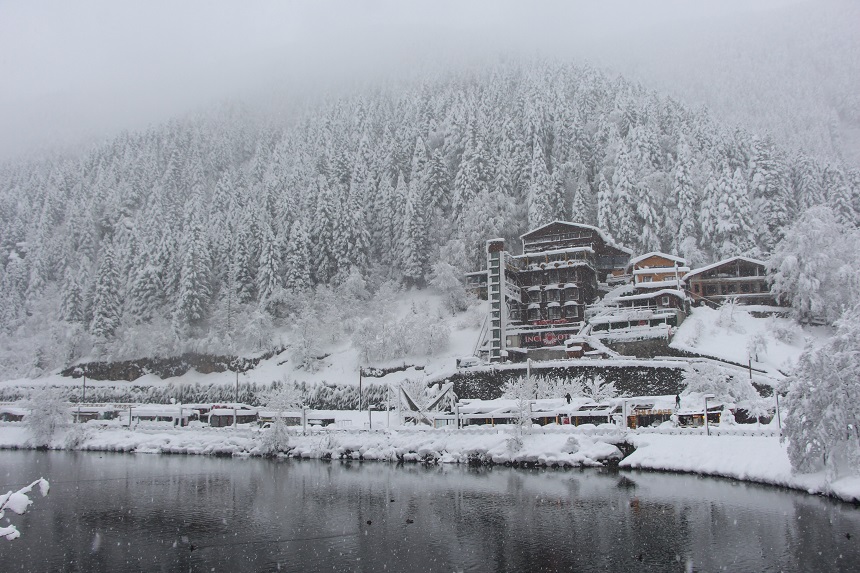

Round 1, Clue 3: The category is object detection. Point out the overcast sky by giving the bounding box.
[1,0,854,161]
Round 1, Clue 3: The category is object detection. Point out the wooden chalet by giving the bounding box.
[627,252,689,291]
[520,221,632,281]
[683,256,776,307]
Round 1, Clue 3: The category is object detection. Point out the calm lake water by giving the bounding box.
[2,450,858,572]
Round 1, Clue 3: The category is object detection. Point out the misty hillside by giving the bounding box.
[1,60,858,379]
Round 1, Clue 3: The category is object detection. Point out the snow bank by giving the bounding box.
[0,422,623,469]
[671,306,829,376]
[622,433,860,503]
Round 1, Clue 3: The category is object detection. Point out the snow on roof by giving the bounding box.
[615,289,687,302]
[563,335,620,357]
[628,252,687,267]
[513,246,594,258]
[683,256,767,281]
[589,311,676,325]
[210,408,258,416]
[633,280,686,290]
[519,220,633,254]
[633,267,689,275]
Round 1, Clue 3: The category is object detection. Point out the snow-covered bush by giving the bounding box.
[717,299,744,332]
[769,205,860,325]
[501,376,534,434]
[63,424,90,449]
[503,374,586,402]
[581,376,620,402]
[681,363,760,407]
[746,332,769,362]
[766,317,801,345]
[719,408,736,426]
[258,378,304,456]
[23,387,70,447]
[1,478,50,541]
[783,305,860,479]
[429,260,470,314]
[352,302,449,362]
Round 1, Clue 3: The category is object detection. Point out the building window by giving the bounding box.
[564,306,578,319]
[694,284,700,293]
[741,284,750,293]
[530,290,541,303]
[546,289,560,302]
[706,285,717,295]
[548,306,561,320]
[528,308,540,321]
[661,296,670,307]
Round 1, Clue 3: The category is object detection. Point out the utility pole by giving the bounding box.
[358,368,363,413]
[775,391,782,435]
[234,368,239,430]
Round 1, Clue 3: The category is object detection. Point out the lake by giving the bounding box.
[2,450,858,572]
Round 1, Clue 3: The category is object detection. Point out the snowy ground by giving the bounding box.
[0,291,482,396]
[671,305,831,376]
[2,420,858,504]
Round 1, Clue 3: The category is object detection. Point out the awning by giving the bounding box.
[527,303,540,309]
[547,302,560,308]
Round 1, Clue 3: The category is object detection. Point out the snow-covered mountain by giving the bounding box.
[1,60,858,379]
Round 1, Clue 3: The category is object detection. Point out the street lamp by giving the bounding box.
[703,394,716,436]
[775,390,782,435]
[74,367,86,424]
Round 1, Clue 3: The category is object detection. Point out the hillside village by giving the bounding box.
[467,219,782,365]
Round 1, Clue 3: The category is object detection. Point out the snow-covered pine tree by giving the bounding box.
[527,138,555,228]
[175,214,211,332]
[611,141,638,248]
[824,163,857,228]
[401,174,429,286]
[748,137,795,254]
[312,175,339,285]
[784,304,860,478]
[90,242,122,341]
[768,205,860,324]
[672,137,700,260]
[257,220,281,302]
[283,221,313,294]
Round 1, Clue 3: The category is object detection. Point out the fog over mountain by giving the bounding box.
[1,0,858,163]
[1,0,859,379]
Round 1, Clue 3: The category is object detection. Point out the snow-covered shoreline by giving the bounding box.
[2,422,858,504]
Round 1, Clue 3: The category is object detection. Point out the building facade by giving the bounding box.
[483,221,631,362]
[684,256,776,307]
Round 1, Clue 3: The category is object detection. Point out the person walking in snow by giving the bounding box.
[565,392,572,404]
[675,394,681,410]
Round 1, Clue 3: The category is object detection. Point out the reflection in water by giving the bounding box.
[2,450,858,572]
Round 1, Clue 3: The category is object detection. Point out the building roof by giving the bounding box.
[519,220,633,254]
[513,246,594,258]
[628,252,687,268]
[683,256,767,281]
[632,267,689,276]
[615,288,687,302]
